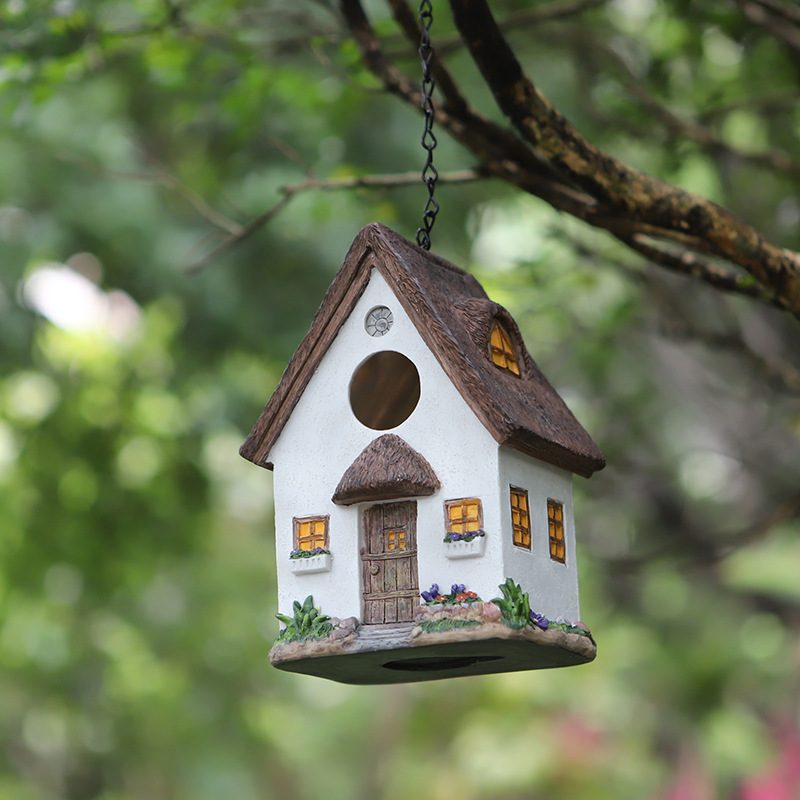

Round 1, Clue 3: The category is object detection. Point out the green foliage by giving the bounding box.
[275,596,334,644]
[492,577,531,629]
[0,1,799,798]
[418,619,482,633]
[547,621,590,637]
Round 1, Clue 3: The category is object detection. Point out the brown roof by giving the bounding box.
[332,434,441,506]
[240,223,605,478]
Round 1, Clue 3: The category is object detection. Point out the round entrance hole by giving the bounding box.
[349,351,420,430]
[382,655,503,672]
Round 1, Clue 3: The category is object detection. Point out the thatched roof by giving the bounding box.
[241,223,605,478]
[332,434,440,506]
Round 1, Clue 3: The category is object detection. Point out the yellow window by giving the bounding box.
[387,530,406,551]
[293,515,329,551]
[490,323,520,375]
[548,500,565,563]
[510,487,531,549]
[445,498,483,536]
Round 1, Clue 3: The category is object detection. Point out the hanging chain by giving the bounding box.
[416,0,438,251]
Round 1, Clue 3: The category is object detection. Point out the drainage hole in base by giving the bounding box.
[382,655,502,672]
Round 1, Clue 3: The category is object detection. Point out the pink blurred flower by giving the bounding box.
[737,722,800,800]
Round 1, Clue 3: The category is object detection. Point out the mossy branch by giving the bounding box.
[339,0,800,318]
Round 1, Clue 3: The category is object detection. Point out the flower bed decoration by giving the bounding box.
[443,529,486,559]
[408,578,596,668]
[420,583,482,605]
[289,547,332,574]
[416,583,486,633]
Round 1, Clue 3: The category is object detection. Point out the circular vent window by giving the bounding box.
[349,351,420,430]
[365,306,393,337]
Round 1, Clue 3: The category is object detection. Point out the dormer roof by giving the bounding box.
[240,223,605,478]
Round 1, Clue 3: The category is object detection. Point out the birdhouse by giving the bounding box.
[240,223,604,684]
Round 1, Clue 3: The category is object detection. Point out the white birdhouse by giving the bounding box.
[241,224,604,684]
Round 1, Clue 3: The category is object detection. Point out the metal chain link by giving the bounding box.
[415,0,438,251]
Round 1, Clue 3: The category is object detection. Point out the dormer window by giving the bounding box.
[489,322,520,375]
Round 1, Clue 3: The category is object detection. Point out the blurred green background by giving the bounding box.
[2,1,800,797]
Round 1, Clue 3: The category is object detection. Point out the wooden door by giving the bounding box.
[362,501,419,624]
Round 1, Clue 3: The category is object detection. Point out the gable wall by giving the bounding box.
[268,269,505,621]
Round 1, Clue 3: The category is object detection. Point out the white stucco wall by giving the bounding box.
[498,447,580,621]
[265,267,582,626]
[268,269,503,621]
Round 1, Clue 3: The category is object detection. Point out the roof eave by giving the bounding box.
[502,432,606,478]
[239,227,378,467]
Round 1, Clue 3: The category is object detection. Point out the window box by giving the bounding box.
[289,552,332,574]
[444,534,486,560]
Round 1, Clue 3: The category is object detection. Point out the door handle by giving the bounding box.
[370,565,380,575]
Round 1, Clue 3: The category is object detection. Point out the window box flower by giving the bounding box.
[289,548,332,574]
[443,529,486,559]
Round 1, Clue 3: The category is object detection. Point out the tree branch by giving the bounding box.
[620,234,784,307]
[605,486,800,574]
[435,0,606,56]
[336,0,800,312]
[340,0,624,209]
[386,0,470,116]
[57,150,244,236]
[183,194,293,273]
[748,0,800,25]
[183,169,483,272]
[737,0,800,53]
[570,31,800,179]
[339,0,560,187]
[445,0,800,316]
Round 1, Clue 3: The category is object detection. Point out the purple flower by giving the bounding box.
[421,583,441,603]
[450,532,462,541]
[451,583,466,596]
[530,611,549,630]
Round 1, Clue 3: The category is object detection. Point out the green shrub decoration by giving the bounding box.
[492,577,532,629]
[275,595,334,644]
[548,621,590,637]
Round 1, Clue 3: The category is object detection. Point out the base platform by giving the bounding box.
[269,618,596,684]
